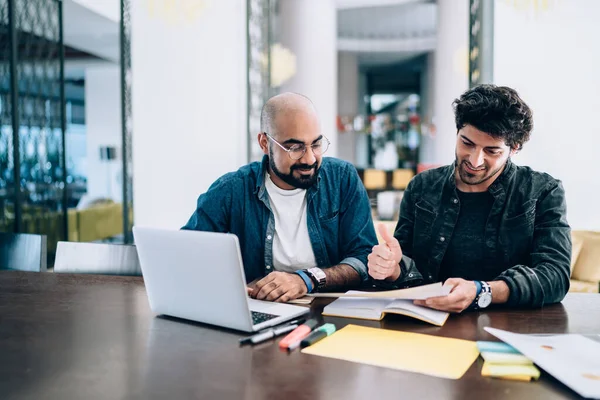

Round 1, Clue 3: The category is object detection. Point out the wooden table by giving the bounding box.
[1,271,598,400]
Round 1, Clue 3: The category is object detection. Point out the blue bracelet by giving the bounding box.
[295,270,314,293]
[470,280,483,309]
[474,280,482,295]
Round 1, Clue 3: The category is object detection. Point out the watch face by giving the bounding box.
[478,293,492,308]
[309,268,326,281]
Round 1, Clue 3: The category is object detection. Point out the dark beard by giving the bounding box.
[269,147,319,189]
[455,157,507,186]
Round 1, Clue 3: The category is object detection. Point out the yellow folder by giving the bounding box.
[301,324,479,379]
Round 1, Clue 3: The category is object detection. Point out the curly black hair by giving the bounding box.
[453,84,533,150]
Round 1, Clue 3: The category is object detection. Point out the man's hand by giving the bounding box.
[368,223,403,281]
[414,278,477,313]
[249,271,308,303]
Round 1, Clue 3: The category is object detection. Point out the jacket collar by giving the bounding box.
[446,158,516,197]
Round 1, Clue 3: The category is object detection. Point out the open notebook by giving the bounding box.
[323,295,449,326]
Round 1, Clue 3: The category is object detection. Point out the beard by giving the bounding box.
[269,147,320,189]
[455,155,507,186]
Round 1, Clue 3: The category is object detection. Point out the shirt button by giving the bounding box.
[267,235,272,240]
[266,265,271,270]
[408,273,414,278]
[452,198,458,204]
[439,236,445,242]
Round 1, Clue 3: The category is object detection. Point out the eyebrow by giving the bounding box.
[460,134,503,150]
[282,135,323,146]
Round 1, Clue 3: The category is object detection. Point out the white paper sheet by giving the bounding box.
[486,327,600,399]
[309,282,451,299]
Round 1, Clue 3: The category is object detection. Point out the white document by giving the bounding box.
[308,282,451,299]
[485,327,600,399]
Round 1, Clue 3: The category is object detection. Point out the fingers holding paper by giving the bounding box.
[368,224,403,281]
[414,278,478,313]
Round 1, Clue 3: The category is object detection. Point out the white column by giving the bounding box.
[419,0,469,165]
[131,0,247,228]
[278,0,338,157]
[84,65,122,203]
[337,51,359,163]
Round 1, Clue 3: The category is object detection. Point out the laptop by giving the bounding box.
[133,227,309,332]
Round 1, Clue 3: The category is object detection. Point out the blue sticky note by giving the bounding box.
[477,341,521,354]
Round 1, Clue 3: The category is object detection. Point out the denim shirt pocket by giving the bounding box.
[500,199,536,263]
[318,210,340,265]
[319,210,340,240]
[413,200,437,252]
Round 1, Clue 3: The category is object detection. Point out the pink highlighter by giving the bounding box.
[278,319,319,350]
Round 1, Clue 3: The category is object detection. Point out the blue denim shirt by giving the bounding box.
[182,156,377,284]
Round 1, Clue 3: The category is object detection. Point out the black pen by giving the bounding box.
[250,324,299,345]
[239,318,306,345]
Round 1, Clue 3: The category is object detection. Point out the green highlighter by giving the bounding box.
[300,323,337,349]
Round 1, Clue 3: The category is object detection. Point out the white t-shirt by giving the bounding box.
[264,173,317,272]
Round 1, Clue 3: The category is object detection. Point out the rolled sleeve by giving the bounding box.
[340,256,369,282]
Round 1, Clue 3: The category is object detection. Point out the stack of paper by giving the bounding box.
[477,341,540,381]
[287,296,315,305]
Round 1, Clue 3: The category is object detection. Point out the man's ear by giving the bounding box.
[257,132,269,154]
[510,146,520,157]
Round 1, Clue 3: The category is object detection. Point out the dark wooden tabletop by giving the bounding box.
[1,271,598,400]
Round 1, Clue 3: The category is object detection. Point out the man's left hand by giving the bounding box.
[413,278,478,313]
[249,271,308,303]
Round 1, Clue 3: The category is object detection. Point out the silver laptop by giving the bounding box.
[133,227,309,332]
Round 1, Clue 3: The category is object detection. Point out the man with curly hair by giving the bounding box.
[368,85,571,312]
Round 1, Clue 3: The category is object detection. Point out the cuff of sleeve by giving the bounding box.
[394,256,423,286]
[340,257,369,283]
[371,257,422,290]
[496,275,520,306]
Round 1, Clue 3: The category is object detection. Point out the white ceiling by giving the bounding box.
[338,1,436,39]
[355,51,423,66]
[336,0,428,10]
[62,0,437,74]
[337,1,436,67]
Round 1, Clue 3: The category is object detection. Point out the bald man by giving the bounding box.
[183,93,377,302]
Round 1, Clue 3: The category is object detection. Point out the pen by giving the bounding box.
[239,318,306,345]
[300,323,336,348]
[278,319,319,350]
[250,324,299,345]
[287,323,335,352]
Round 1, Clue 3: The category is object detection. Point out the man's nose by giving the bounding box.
[470,150,485,167]
[300,146,317,165]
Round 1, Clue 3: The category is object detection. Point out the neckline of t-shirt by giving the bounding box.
[265,172,306,197]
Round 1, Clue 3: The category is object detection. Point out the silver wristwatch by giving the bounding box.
[475,281,492,309]
[305,267,326,292]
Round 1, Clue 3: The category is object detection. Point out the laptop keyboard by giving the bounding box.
[251,310,279,325]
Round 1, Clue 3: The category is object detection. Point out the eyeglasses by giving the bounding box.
[264,133,330,160]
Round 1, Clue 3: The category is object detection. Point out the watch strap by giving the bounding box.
[470,280,483,310]
[295,270,314,293]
